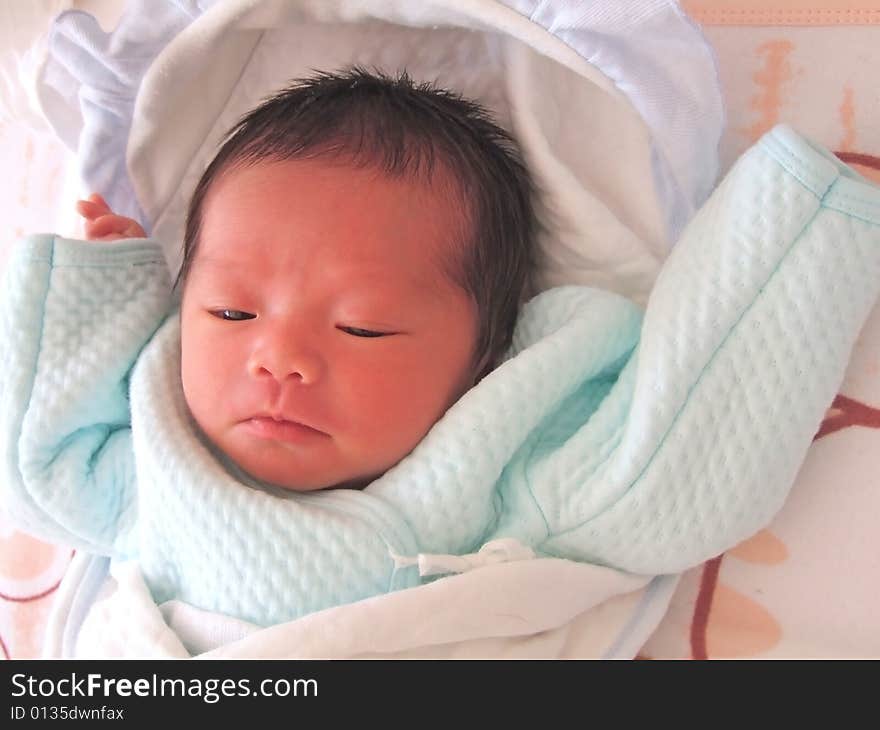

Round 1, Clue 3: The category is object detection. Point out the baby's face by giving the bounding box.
[180,158,477,490]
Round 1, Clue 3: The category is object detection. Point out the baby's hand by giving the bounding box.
[75,193,146,241]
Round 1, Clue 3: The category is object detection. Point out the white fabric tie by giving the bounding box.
[390,538,536,577]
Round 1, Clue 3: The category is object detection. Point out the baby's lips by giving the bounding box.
[247,411,328,436]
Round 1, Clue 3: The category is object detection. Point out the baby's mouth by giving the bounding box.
[242,415,329,444]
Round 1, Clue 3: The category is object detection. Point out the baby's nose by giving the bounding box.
[247,338,324,384]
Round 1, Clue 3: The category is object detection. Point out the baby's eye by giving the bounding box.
[212,309,256,321]
[338,326,389,338]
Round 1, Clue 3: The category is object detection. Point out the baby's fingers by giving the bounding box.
[75,193,146,240]
[75,193,113,221]
[84,213,147,241]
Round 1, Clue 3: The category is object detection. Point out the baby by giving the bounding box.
[1,68,542,626]
[77,68,538,493]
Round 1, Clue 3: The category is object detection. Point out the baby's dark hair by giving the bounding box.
[181,67,538,377]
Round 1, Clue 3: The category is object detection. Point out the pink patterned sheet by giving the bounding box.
[2,1,880,659]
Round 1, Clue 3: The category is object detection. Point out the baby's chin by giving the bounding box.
[233,455,358,492]
[226,444,382,492]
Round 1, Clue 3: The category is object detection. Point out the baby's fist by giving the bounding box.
[76,193,146,241]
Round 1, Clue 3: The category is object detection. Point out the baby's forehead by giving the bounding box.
[190,252,461,314]
[196,157,471,288]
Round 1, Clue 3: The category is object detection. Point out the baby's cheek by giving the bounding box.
[180,327,228,427]
[357,364,456,442]
[180,354,210,427]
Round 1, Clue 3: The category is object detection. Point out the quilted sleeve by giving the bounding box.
[0,234,172,557]
[538,125,880,574]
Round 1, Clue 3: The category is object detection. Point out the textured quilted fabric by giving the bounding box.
[2,126,879,627]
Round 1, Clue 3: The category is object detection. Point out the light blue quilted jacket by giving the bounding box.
[3,126,880,626]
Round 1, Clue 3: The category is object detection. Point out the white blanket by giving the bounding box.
[47,554,677,658]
